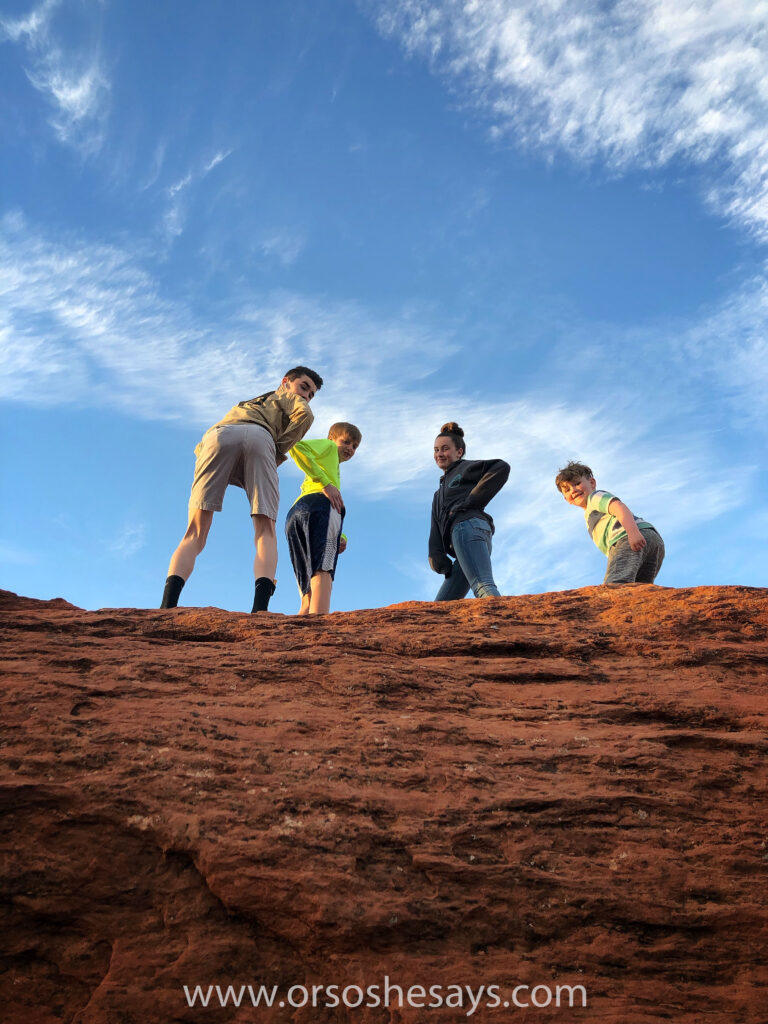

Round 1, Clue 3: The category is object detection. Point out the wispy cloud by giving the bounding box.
[3,209,765,439]
[1,0,109,154]
[139,140,168,191]
[260,230,307,266]
[0,0,59,42]
[167,172,193,199]
[105,522,146,558]
[0,211,446,425]
[161,149,233,242]
[677,267,768,422]
[369,0,768,238]
[203,149,232,174]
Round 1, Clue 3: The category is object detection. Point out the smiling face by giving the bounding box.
[434,435,463,471]
[558,474,597,508]
[334,434,360,463]
[280,374,317,402]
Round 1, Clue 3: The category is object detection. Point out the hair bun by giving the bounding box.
[441,421,464,437]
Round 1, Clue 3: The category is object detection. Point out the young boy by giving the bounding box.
[555,461,665,584]
[160,366,323,612]
[285,422,362,614]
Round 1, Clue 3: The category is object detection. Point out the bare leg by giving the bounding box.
[252,514,277,580]
[168,509,214,580]
[308,572,333,615]
[298,590,311,616]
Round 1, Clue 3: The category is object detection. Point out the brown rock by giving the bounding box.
[0,585,766,1023]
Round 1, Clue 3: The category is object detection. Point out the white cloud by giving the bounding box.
[167,151,231,200]
[140,141,168,191]
[160,149,233,243]
[260,231,307,266]
[0,0,59,42]
[203,149,232,174]
[105,522,146,558]
[3,209,765,439]
[0,212,448,427]
[677,267,768,420]
[29,61,109,152]
[1,0,109,153]
[167,172,193,198]
[369,0,768,238]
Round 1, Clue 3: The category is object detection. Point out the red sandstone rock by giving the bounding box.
[0,585,766,1023]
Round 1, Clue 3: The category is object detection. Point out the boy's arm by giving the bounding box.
[463,459,511,510]
[289,439,336,485]
[607,498,647,551]
[275,394,314,463]
[289,439,344,513]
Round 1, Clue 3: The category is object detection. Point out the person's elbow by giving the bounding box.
[609,499,633,522]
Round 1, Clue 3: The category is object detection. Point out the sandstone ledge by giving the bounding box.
[1,585,766,1023]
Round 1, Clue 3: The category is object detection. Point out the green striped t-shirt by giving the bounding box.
[585,489,654,555]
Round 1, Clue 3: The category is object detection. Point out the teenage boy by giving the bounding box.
[555,461,665,584]
[160,366,323,612]
[285,422,362,614]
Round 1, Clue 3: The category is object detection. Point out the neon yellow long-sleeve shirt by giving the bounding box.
[289,439,340,498]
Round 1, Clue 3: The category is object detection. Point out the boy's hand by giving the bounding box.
[608,498,648,553]
[627,527,647,552]
[339,538,347,554]
[323,484,344,513]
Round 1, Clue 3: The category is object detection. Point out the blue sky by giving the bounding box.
[1,0,766,613]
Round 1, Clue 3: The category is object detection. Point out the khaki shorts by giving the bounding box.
[188,423,279,519]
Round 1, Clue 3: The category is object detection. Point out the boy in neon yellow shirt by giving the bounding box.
[286,422,362,614]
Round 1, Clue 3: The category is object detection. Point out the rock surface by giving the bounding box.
[0,585,767,1023]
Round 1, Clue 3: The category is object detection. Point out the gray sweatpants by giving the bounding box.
[604,528,665,584]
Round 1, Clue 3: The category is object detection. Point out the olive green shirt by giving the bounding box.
[197,390,313,465]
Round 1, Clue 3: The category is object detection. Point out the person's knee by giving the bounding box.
[183,520,209,553]
[253,514,276,538]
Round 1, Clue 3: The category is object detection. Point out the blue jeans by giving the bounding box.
[435,517,501,600]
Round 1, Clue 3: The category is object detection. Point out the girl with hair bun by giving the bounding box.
[429,422,510,600]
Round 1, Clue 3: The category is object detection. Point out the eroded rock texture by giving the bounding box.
[1,585,766,1023]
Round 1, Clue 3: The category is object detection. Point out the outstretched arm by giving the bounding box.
[607,498,647,551]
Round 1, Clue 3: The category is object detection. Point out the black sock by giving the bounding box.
[252,577,276,613]
[160,574,185,608]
